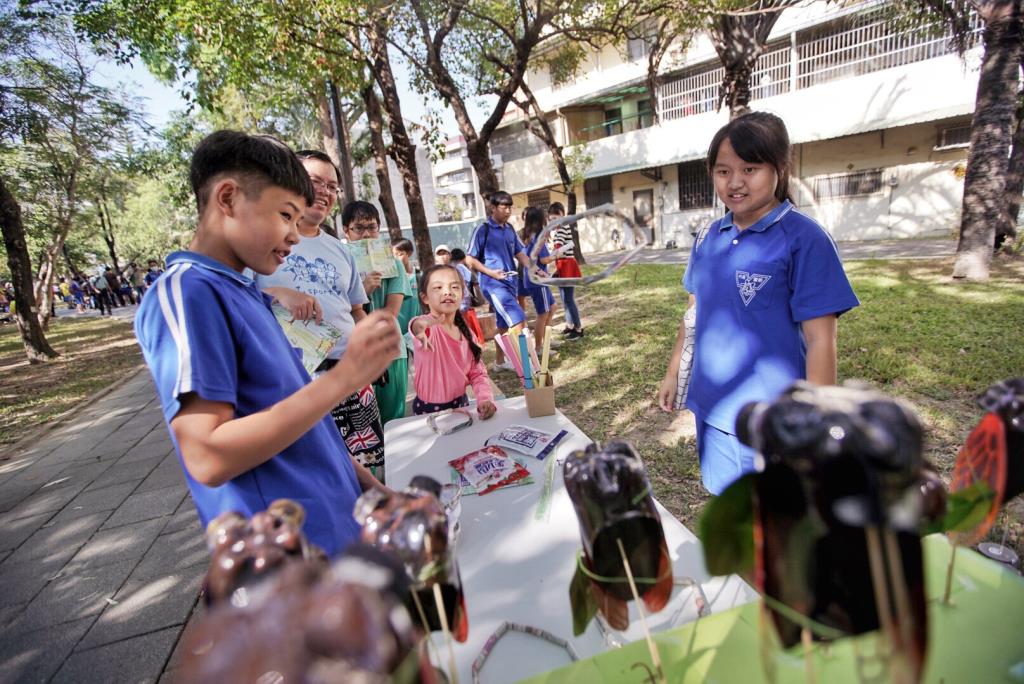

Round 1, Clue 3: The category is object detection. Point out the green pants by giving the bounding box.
[374,356,408,425]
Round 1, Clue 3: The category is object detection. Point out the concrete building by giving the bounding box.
[433,136,487,222]
[492,0,981,251]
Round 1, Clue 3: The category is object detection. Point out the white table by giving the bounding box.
[385,397,757,683]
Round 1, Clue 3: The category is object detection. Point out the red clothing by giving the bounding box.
[554,257,581,278]
[411,316,494,405]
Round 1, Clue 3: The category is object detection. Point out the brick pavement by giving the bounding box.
[0,369,203,684]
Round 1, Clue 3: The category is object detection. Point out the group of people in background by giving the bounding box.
[51,260,165,316]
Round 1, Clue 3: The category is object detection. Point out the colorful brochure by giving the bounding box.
[271,303,343,375]
[448,446,531,495]
[346,237,399,279]
[486,425,569,460]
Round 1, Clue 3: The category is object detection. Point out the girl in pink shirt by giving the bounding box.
[410,265,497,419]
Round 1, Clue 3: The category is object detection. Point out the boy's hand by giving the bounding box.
[363,271,382,295]
[271,287,322,324]
[331,310,400,390]
[477,400,497,420]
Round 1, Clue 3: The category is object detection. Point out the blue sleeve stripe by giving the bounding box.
[155,263,194,397]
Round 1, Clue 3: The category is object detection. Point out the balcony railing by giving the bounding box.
[659,9,981,123]
[574,110,655,143]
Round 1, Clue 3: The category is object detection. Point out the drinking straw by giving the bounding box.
[527,331,543,384]
[519,333,534,389]
[497,334,524,379]
[541,330,552,378]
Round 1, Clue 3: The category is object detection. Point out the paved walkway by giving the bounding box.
[587,236,958,265]
[0,370,202,684]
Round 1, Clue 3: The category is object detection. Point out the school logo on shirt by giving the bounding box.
[735,271,772,306]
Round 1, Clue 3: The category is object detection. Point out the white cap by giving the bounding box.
[434,244,451,254]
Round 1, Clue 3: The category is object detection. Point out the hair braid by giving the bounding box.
[453,310,482,363]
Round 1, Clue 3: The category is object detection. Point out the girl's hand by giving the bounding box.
[657,373,678,413]
[412,314,443,351]
[477,400,497,420]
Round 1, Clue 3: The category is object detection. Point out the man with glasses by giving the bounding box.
[252,151,389,482]
[342,201,412,425]
[465,190,535,372]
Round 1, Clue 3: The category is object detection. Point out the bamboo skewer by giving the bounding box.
[616,538,667,684]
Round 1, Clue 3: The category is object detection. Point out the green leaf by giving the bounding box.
[569,560,598,637]
[699,473,755,576]
[923,481,995,535]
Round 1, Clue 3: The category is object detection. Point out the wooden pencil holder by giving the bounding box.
[524,373,556,418]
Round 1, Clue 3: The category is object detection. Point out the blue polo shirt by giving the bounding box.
[134,251,363,556]
[683,201,859,433]
[469,217,524,292]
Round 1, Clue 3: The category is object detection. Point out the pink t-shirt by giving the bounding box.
[411,316,494,405]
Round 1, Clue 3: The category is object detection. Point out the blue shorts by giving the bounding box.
[528,286,555,315]
[695,420,757,495]
[485,284,526,330]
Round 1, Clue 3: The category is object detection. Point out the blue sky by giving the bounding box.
[95,55,493,139]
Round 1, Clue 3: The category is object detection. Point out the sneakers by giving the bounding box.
[560,327,574,337]
[491,360,516,373]
[565,329,584,341]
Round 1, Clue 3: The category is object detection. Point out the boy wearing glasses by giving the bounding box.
[252,151,389,482]
[342,201,412,424]
[466,191,534,372]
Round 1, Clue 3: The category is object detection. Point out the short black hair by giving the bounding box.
[391,238,414,254]
[548,201,565,215]
[450,248,466,261]
[295,149,342,185]
[341,200,380,228]
[489,190,513,206]
[189,130,314,215]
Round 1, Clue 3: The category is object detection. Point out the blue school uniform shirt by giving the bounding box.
[469,217,524,292]
[683,201,859,434]
[134,251,363,556]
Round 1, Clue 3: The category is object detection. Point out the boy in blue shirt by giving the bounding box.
[466,191,535,372]
[134,130,400,556]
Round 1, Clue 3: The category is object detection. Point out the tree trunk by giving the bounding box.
[952,4,1023,279]
[99,192,122,276]
[362,83,403,242]
[35,236,63,330]
[710,5,788,118]
[0,174,58,363]
[999,83,1024,252]
[317,93,344,179]
[367,20,433,271]
[62,242,78,275]
[328,80,357,207]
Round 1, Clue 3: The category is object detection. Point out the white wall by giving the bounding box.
[354,147,440,228]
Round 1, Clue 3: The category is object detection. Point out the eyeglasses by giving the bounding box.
[347,222,379,236]
[310,177,340,194]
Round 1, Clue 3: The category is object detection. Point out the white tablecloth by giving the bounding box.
[384,396,757,683]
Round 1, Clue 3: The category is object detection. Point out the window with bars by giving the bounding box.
[936,124,971,149]
[584,176,613,208]
[677,160,714,210]
[527,190,551,210]
[812,169,884,200]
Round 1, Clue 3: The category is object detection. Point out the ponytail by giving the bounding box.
[453,310,482,363]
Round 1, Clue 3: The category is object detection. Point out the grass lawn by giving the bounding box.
[487,255,1024,558]
[0,314,143,448]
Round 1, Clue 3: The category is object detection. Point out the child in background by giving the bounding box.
[134,130,399,556]
[392,238,419,340]
[409,265,497,419]
[549,202,584,340]
[657,112,859,495]
[450,248,484,344]
[342,201,412,424]
[519,206,557,355]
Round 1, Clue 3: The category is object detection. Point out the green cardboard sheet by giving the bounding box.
[522,535,1024,683]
